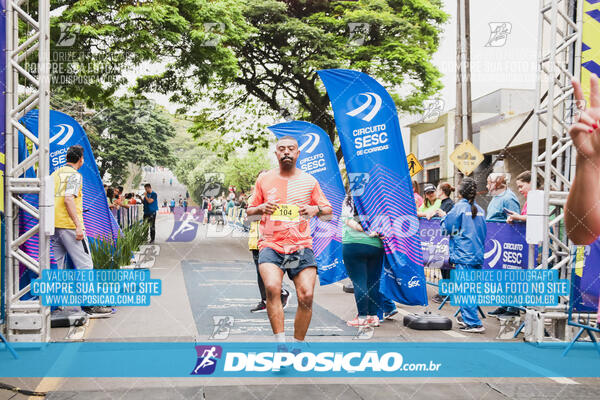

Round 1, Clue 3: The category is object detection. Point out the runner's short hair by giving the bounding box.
[144,183,151,188]
[66,145,84,163]
[276,135,298,146]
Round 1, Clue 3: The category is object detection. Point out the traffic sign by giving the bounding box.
[406,153,423,177]
[450,140,484,176]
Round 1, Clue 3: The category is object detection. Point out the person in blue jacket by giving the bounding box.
[485,172,521,317]
[441,177,487,333]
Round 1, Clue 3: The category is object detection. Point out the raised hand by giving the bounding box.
[570,74,600,161]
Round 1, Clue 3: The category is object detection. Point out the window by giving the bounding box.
[427,168,440,187]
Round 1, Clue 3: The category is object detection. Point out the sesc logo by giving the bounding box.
[50,124,74,146]
[298,133,320,154]
[346,92,382,122]
[191,345,223,375]
[408,276,420,288]
[484,239,502,268]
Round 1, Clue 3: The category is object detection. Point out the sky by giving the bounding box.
[421,0,539,119]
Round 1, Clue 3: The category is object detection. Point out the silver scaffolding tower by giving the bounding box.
[4,0,52,342]
[529,0,581,340]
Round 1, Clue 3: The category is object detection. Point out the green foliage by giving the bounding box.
[131,169,143,189]
[222,149,272,192]
[90,236,118,269]
[49,90,176,185]
[86,98,176,184]
[89,221,150,269]
[52,0,448,159]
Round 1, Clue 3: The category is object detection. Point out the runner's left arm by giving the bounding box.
[302,181,332,219]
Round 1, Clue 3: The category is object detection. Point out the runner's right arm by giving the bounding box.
[246,177,278,216]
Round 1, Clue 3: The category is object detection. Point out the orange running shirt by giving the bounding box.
[249,169,331,254]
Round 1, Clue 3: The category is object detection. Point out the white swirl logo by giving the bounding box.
[50,124,74,146]
[346,92,382,122]
[298,132,320,153]
[484,239,502,268]
[408,276,420,288]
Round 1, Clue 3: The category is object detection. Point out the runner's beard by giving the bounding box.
[279,157,295,171]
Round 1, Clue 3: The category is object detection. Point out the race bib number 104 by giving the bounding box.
[270,204,300,222]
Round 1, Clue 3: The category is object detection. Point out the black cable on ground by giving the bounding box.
[0,382,46,397]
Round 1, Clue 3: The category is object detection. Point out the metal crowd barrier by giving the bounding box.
[111,204,144,229]
[227,206,249,231]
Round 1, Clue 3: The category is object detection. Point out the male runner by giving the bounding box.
[247,136,332,343]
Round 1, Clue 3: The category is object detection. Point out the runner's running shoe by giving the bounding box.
[250,300,267,313]
[281,289,291,310]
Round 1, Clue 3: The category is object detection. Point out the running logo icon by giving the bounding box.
[210,316,234,339]
[191,345,223,375]
[485,22,512,47]
[346,92,382,122]
[50,124,74,145]
[348,173,370,196]
[298,133,320,153]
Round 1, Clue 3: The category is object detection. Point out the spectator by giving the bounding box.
[170,198,176,214]
[142,183,158,243]
[210,196,222,224]
[441,177,487,333]
[417,183,441,219]
[431,182,455,303]
[227,197,235,217]
[239,195,248,210]
[51,145,112,318]
[342,194,397,328]
[183,198,188,212]
[485,172,520,222]
[128,193,137,205]
[106,187,117,210]
[413,180,424,209]
[117,186,130,208]
[507,171,531,224]
[219,195,227,224]
[434,182,455,218]
[486,172,520,317]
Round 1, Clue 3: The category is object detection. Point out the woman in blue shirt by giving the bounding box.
[441,178,487,333]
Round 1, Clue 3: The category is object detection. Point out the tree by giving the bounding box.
[222,149,273,193]
[87,98,176,184]
[53,0,448,158]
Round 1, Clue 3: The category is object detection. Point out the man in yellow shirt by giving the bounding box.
[51,145,112,317]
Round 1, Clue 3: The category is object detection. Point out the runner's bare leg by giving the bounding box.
[259,263,285,334]
[292,266,317,341]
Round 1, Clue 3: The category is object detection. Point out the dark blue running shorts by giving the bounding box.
[258,247,317,280]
